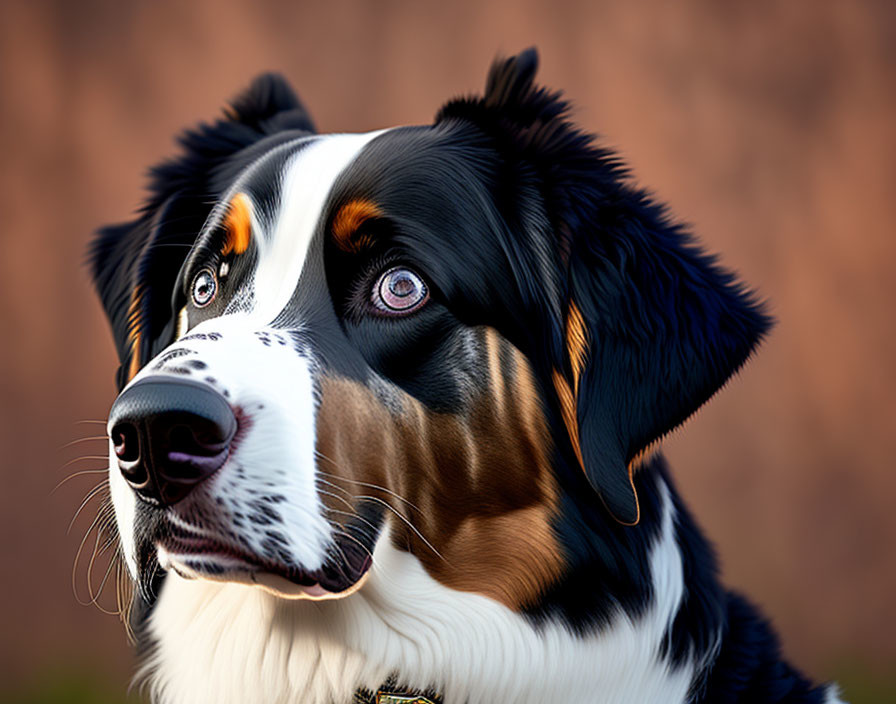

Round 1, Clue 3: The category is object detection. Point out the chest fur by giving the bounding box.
[140,502,696,704]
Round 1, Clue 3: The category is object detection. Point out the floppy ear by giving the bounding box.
[90,73,314,389]
[440,49,772,524]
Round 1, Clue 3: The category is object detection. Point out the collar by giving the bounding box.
[353,676,442,704]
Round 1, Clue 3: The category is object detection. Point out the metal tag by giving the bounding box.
[375,693,437,704]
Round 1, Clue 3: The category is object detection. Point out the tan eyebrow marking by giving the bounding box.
[222,193,252,256]
[331,199,382,253]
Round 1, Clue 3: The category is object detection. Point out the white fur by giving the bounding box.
[247,132,383,323]
[141,482,695,704]
[824,685,847,703]
[108,444,139,576]
[165,318,330,572]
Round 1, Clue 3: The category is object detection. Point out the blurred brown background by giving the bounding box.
[1,0,894,701]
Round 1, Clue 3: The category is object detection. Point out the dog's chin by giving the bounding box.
[156,543,372,601]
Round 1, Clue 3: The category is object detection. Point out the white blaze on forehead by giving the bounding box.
[250,132,385,324]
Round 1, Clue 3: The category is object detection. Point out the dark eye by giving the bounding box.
[191,269,217,307]
[372,267,428,315]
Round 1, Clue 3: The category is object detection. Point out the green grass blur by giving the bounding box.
[1,662,894,703]
[0,670,140,704]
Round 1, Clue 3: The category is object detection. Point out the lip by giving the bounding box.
[158,526,373,600]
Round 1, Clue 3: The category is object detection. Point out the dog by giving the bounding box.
[90,49,844,703]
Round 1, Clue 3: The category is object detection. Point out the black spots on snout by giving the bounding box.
[181,332,223,342]
[255,331,273,347]
[199,375,233,401]
[261,530,291,562]
[254,331,290,347]
[248,500,282,526]
[187,560,226,576]
[152,347,195,369]
[151,346,209,378]
[261,532,293,564]
[151,348,200,376]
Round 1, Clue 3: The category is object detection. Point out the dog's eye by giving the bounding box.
[373,267,428,314]
[191,269,217,308]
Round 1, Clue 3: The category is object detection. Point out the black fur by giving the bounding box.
[439,49,772,525]
[90,73,315,390]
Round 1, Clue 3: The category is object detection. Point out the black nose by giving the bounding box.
[109,377,237,506]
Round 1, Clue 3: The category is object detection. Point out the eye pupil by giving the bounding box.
[374,267,428,314]
[389,272,415,297]
[192,270,217,307]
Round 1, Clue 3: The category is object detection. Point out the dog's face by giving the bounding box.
[93,51,769,612]
[107,128,563,606]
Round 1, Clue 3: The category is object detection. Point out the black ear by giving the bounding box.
[90,74,313,389]
[442,50,772,524]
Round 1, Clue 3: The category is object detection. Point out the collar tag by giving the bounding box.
[375,693,437,704]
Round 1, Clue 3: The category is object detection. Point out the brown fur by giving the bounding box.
[222,193,252,256]
[331,199,382,253]
[315,328,563,610]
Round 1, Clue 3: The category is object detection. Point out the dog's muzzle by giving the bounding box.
[109,377,237,506]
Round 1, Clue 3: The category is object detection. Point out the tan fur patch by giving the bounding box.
[566,300,588,396]
[222,193,252,256]
[315,330,563,610]
[558,301,641,526]
[125,288,143,382]
[331,199,382,253]
[552,370,585,471]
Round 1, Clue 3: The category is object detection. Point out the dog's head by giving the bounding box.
[92,49,769,609]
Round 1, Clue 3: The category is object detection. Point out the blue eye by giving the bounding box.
[191,269,217,307]
[373,267,428,314]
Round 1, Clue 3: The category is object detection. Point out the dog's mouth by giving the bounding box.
[157,524,373,600]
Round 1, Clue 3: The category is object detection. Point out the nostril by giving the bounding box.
[168,424,199,455]
[166,421,229,458]
[112,423,140,462]
[108,377,236,505]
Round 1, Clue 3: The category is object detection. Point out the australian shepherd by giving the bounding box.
[90,49,844,703]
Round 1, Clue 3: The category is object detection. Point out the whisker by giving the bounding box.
[59,435,108,450]
[314,486,357,513]
[313,468,445,563]
[72,497,122,617]
[87,525,119,611]
[315,476,355,498]
[323,532,355,580]
[52,469,108,494]
[60,455,110,471]
[68,481,109,534]
[324,507,382,536]
[72,497,111,605]
[344,492,445,565]
[315,456,423,514]
[330,527,376,563]
[117,558,136,642]
[377,499,446,563]
[74,420,109,425]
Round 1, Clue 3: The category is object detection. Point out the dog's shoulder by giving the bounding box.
[697,592,844,703]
